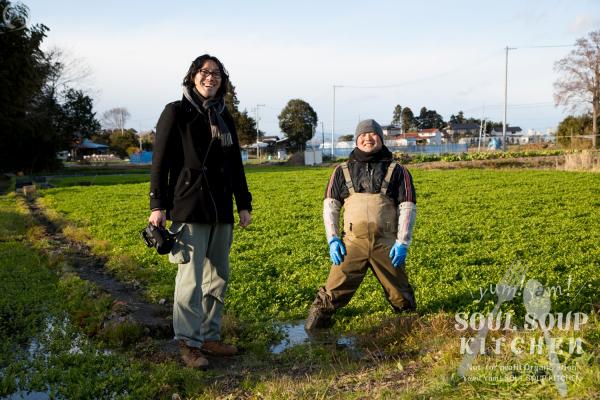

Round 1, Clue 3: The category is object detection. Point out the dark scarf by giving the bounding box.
[182,86,233,147]
[350,145,393,163]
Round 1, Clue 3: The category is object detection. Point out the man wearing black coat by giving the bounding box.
[149,55,252,369]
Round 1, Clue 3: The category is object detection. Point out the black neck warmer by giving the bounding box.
[350,145,393,163]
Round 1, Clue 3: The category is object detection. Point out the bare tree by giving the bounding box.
[554,29,600,148]
[44,47,94,100]
[102,107,130,134]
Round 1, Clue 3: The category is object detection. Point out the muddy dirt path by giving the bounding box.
[24,195,173,340]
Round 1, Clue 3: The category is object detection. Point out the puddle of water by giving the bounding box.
[270,322,310,354]
[270,320,361,357]
[2,315,114,400]
[26,316,85,359]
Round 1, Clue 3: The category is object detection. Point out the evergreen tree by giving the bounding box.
[416,107,445,129]
[401,107,415,132]
[224,81,259,146]
[392,104,402,126]
[0,1,100,172]
[278,99,318,151]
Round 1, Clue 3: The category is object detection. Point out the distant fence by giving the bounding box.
[132,146,467,163]
[320,143,468,158]
[129,151,153,164]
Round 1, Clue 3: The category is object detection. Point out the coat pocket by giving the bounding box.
[174,168,203,199]
[168,223,190,264]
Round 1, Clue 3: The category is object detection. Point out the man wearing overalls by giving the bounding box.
[306,119,417,329]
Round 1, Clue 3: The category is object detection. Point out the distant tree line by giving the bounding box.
[390,105,502,135]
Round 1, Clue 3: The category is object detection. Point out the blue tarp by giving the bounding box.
[488,138,501,150]
[130,151,153,164]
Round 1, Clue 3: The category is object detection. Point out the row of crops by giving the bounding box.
[38,167,600,334]
[394,149,565,164]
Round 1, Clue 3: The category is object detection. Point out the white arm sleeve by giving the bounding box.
[397,201,416,246]
[323,198,342,241]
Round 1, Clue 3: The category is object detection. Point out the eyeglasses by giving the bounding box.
[198,69,222,79]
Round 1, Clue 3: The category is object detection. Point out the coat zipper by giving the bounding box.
[203,172,219,224]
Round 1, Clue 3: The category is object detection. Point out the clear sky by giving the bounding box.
[23,0,600,139]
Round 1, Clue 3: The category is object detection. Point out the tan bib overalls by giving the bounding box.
[316,161,416,313]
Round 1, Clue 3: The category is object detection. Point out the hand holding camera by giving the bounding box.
[141,222,176,255]
[149,209,166,227]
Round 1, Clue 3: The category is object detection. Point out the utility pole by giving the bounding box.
[478,119,483,152]
[503,46,515,151]
[321,122,325,150]
[571,127,574,147]
[332,85,342,158]
[478,105,486,152]
[332,85,336,157]
[483,120,487,149]
[255,104,265,160]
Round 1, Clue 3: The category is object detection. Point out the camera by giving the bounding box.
[141,223,176,255]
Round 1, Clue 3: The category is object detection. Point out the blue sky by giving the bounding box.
[24,0,600,139]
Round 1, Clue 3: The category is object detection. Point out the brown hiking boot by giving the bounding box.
[179,341,209,369]
[305,305,334,330]
[201,341,238,356]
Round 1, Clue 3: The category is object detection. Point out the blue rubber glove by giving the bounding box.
[389,242,408,268]
[328,237,347,265]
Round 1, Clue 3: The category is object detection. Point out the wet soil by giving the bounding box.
[24,195,173,341]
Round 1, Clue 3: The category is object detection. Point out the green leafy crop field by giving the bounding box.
[39,167,600,333]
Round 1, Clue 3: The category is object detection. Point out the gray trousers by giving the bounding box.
[169,222,233,348]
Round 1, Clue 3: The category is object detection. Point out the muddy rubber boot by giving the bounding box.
[305,305,334,330]
[179,341,210,370]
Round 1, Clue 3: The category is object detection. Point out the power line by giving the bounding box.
[334,45,572,90]
[336,50,503,89]
[462,102,555,113]
[511,44,575,49]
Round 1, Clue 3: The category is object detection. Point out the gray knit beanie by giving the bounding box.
[355,119,384,142]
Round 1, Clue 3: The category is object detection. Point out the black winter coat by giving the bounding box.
[149,96,252,223]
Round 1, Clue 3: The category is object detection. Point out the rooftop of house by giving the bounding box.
[491,126,522,133]
[447,123,480,130]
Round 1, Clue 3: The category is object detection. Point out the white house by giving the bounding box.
[490,126,523,145]
[381,125,402,136]
[385,132,419,147]
[418,128,442,145]
[446,123,480,136]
